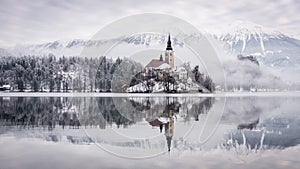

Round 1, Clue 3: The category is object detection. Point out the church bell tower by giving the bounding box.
[165,34,174,69]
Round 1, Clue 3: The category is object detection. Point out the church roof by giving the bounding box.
[166,34,173,50]
[148,118,164,127]
[146,59,166,68]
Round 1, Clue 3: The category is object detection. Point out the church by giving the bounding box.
[145,34,175,70]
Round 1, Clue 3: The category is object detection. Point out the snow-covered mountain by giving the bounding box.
[2,23,299,68]
[1,21,299,87]
[5,39,120,57]
[1,34,184,57]
[2,22,299,68]
[219,21,300,68]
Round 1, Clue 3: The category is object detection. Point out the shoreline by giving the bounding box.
[0,91,300,97]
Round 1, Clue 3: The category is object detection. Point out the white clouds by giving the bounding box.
[0,0,299,47]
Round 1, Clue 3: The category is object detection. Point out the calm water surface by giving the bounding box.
[0,96,299,169]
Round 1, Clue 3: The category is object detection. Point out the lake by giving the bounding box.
[0,94,300,169]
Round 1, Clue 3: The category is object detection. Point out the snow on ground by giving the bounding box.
[126,77,210,93]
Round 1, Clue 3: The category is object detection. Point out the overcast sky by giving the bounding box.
[0,0,299,47]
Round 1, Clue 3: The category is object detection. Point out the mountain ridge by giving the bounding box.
[1,21,300,70]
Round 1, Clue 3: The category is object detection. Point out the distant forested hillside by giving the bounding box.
[0,55,142,92]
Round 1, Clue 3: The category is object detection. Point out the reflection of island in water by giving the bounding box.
[128,96,214,151]
[237,119,259,130]
[0,97,213,151]
[0,97,213,129]
[1,97,300,152]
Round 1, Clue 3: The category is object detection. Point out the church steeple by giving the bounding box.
[166,34,173,50]
[164,33,174,70]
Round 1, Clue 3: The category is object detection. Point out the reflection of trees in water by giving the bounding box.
[96,97,135,128]
[0,97,80,130]
[128,97,215,121]
[0,97,136,130]
[0,97,215,130]
[129,98,151,111]
[187,97,214,121]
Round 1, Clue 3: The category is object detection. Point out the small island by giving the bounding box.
[126,34,215,93]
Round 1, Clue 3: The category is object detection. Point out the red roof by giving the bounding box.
[146,59,165,68]
[148,119,164,126]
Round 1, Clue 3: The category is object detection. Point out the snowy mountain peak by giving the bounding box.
[1,33,186,57]
[218,21,300,70]
[219,20,289,54]
[121,33,185,47]
[220,21,285,42]
[224,20,281,37]
[229,21,267,34]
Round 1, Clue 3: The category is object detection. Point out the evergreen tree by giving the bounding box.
[203,76,215,92]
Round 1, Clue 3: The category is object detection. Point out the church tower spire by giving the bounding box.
[166,34,173,50]
[165,33,174,69]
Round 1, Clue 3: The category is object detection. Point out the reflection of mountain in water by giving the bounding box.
[219,97,300,151]
[223,117,300,151]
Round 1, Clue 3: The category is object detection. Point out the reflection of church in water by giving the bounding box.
[148,97,180,152]
[162,106,175,152]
